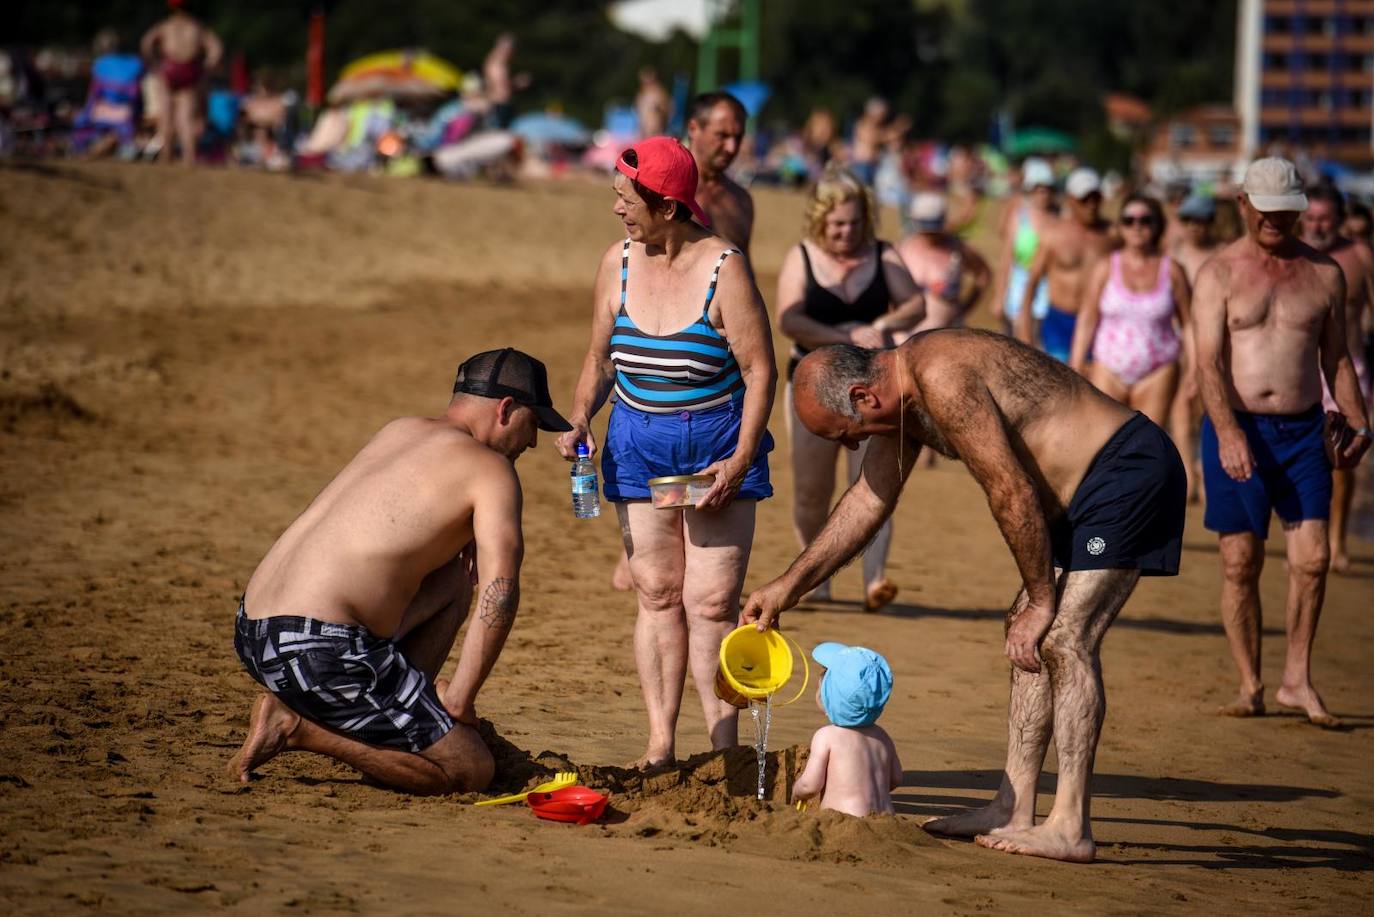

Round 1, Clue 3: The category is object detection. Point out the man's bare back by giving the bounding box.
[903,330,1133,509]
[244,418,509,637]
[1194,237,1344,414]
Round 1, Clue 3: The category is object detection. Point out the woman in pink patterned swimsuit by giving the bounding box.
[1071,193,1193,428]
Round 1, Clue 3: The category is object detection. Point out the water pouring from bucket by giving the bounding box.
[714,625,810,800]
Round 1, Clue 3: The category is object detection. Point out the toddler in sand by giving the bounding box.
[791,642,901,817]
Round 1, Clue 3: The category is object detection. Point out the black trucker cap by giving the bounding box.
[453,348,572,432]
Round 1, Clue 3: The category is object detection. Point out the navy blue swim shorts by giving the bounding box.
[601,399,774,502]
[1201,405,1331,539]
[1050,412,1187,575]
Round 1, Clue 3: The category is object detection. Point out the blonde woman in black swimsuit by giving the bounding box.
[775,164,925,610]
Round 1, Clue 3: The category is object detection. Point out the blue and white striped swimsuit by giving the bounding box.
[609,239,745,413]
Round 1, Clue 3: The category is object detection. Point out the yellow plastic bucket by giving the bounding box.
[716,625,810,706]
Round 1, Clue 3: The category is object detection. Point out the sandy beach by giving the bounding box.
[1,161,1372,914]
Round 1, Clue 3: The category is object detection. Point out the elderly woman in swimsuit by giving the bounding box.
[557,137,777,768]
[775,164,924,610]
[1069,193,1193,429]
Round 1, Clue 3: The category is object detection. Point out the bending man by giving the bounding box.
[742,331,1187,862]
[228,349,571,794]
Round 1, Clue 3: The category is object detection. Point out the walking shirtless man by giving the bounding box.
[228,350,571,794]
[686,91,755,256]
[1299,185,1374,573]
[1016,168,1114,362]
[1194,159,1371,726]
[140,0,222,165]
[743,330,1187,862]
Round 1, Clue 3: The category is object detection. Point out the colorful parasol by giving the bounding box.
[328,49,463,104]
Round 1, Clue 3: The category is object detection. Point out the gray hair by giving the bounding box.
[801,344,881,419]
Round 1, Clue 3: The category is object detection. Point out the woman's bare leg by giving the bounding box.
[787,383,840,601]
[618,501,688,767]
[845,440,896,609]
[1128,360,1180,431]
[682,500,757,751]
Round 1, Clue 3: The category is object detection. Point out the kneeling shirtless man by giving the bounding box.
[743,331,1187,862]
[229,349,571,795]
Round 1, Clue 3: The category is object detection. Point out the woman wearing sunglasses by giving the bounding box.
[1069,193,1193,430]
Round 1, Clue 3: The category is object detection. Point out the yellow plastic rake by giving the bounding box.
[473,771,579,806]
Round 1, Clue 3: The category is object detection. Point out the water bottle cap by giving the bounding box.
[575,442,590,457]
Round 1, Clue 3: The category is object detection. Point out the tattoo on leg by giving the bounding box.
[478,577,519,631]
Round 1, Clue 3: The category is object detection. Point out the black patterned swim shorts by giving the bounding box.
[234,601,454,752]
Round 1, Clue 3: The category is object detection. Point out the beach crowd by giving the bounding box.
[15,5,1370,870]
[225,80,1373,864]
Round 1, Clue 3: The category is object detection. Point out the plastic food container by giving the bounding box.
[647,474,714,509]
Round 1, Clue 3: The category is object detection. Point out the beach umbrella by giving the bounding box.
[328,49,462,104]
[510,112,591,147]
[722,80,770,118]
[1005,126,1076,157]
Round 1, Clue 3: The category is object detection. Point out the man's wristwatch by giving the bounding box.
[1354,427,1373,439]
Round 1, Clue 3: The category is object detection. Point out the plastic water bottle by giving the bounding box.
[571,442,600,518]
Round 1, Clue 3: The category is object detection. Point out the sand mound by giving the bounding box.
[474,726,939,865]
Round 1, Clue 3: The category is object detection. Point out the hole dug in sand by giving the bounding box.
[476,724,939,866]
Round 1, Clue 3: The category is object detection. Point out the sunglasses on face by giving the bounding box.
[1120,214,1156,227]
[1180,216,1213,225]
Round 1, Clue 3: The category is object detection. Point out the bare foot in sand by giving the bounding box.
[975,823,1095,863]
[1276,683,1341,727]
[627,752,674,772]
[864,578,898,612]
[1218,687,1265,718]
[611,552,634,592]
[923,800,1027,838]
[227,694,300,783]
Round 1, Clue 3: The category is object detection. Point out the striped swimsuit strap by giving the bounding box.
[619,237,741,314]
[611,239,745,413]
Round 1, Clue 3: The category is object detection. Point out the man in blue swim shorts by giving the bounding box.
[1015,167,1113,362]
[1193,157,1371,727]
[228,349,572,794]
[744,329,1186,862]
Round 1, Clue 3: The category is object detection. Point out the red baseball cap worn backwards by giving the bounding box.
[615,136,711,226]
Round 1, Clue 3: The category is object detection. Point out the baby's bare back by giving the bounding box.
[819,725,897,818]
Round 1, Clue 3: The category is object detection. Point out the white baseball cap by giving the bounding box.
[1021,157,1054,190]
[908,192,947,231]
[1242,157,1308,212]
[1066,167,1102,200]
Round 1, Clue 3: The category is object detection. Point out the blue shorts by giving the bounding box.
[602,399,774,502]
[1040,304,1077,363]
[1202,405,1331,538]
[1050,413,1186,575]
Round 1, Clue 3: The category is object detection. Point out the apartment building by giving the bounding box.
[1235,0,1374,165]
